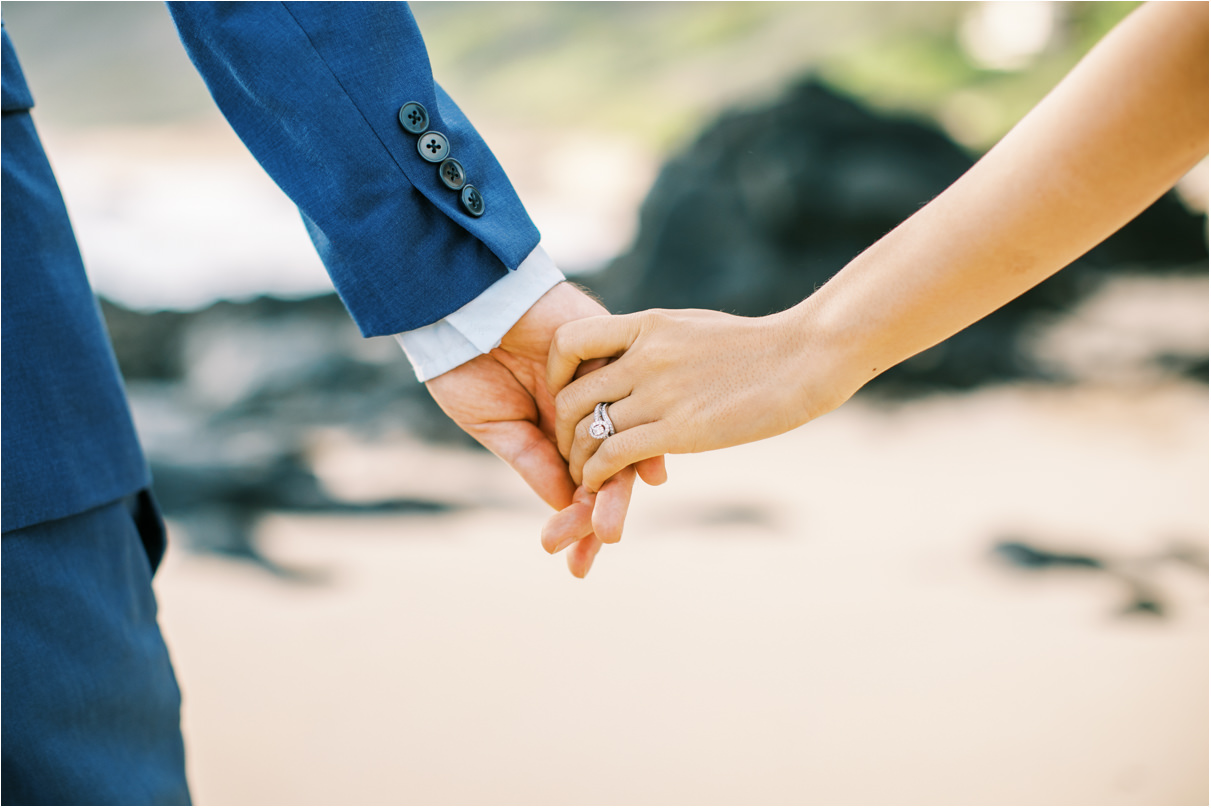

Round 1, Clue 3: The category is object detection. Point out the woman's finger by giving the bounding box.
[547,314,643,394]
[568,396,642,486]
[567,412,598,487]
[582,421,673,492]
[554,364,633,461]
[635,455,668,486]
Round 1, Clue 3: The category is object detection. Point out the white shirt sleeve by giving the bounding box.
[394,244,566,381]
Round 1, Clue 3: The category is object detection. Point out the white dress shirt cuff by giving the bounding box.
[394,244,565,381]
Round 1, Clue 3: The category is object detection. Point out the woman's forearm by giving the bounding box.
[797,1,1208,400]
[547,1,1207,495]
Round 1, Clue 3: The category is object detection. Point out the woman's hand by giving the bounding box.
[427,282,631,577]
[543,0,1207,551]
[547,307,858,492]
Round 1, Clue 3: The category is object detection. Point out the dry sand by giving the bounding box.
[155,383,1207,805]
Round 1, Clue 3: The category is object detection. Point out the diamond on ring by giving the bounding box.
[589,402,615,440]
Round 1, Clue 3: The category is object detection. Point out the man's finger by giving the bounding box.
[566,534,603,578]
[541,488,596,554]
[592,466,635,544]
[473,420,577,511]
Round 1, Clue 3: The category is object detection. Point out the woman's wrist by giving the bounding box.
[772,288,876,426]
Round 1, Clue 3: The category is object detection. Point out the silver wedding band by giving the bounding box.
[589,402,615,440]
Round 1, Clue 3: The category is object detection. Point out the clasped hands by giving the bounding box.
[425,281,665,577]
[426,281,848,577]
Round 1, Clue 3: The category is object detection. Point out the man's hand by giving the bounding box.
[424,283,635,577]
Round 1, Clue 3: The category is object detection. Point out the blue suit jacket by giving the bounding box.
[1,3,540,531]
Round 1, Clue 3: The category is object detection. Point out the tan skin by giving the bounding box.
[546,3,1208,542]
[426,282,665,577]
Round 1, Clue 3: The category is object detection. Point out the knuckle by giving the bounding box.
[584,466,606,493]
[637,310,663,333]
[551,324,574,357]
[598,438,626,470]
[557,381,591,421]
[554,384,575,414]
[575,418,592,444]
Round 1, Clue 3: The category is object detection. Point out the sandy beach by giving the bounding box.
[0,4,1203,804]
[155,383,1208,805]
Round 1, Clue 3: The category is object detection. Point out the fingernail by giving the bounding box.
[552,536,578,554]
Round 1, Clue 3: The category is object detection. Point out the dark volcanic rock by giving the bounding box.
[100,293,477,573]
[101,293,475,446]
[593,80,1208,393]
[992,536,1209,619]
[599,81,975,318]
[93,82,1207,571]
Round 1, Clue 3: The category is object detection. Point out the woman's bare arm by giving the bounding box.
[548,1,1208,494]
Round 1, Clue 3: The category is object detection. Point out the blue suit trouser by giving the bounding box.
[1,493,191,806]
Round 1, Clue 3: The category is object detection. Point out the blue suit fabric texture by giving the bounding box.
[1,494,191,806]
[2,2,541,804]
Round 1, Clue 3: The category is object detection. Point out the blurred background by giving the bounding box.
[3,1,1206,803]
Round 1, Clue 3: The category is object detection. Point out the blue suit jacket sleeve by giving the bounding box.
[166,1,541,337]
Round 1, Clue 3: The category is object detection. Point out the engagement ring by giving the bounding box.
[589,402,615,440]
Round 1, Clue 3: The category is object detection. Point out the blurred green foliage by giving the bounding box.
[412,1,1141,155]
[3,1,1142,157]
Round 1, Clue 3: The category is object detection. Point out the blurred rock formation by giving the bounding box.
[591,80,1208,392]
[99,81,1207,570]
[993,537,1209,618]
[101,295,468,571]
